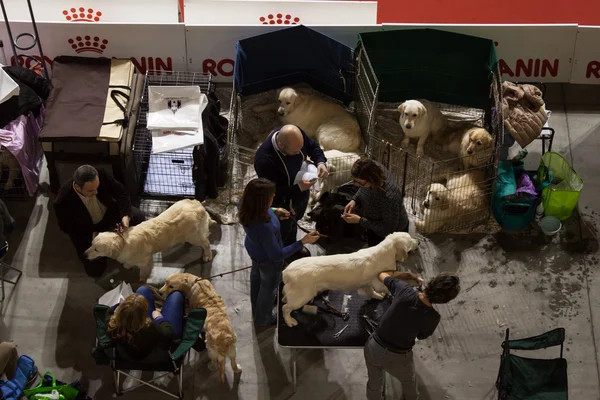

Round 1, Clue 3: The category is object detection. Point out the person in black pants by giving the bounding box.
[254,125,328,262]
[54,165,146,277]
[342,159,409,246]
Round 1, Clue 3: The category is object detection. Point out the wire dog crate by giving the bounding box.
[357,29,504,233]
[132,70,214,198]
[0,147,27,198]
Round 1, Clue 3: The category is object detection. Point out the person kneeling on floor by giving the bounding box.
[54,165,146,278]
[239,178,320,327]
[364,271,460,400]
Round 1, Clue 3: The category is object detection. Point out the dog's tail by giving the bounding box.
[217,334,237,382]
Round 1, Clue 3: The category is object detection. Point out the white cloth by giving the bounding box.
[98,281,134,307]
[147,86,203,130]
[74,184,107,224]
[0,68,19,105]
[294,162,320,191]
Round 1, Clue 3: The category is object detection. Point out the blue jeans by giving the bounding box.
[136,286,185,339]
[250,260,283,326]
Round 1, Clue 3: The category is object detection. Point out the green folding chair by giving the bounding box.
[92,304,207,399]
[496,327,568,400]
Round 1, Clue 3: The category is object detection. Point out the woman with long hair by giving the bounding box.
[342,159,409,246]
[106,286,185,359]
[239,178,320,327]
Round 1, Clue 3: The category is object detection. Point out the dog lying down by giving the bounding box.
[161,273,242,383]
[84,199,216,281]
[282,232,419,327]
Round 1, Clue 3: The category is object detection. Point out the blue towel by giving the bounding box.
[0,355,35,399]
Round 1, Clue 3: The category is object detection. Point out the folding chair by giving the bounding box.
[496,327,568,400]
[92,304,207,399]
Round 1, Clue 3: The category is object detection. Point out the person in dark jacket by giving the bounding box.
[54,165,146,277]
[239,178,320,326]
[364,271,460,400]
[106,286,185,360]
[342,159,410,246]
[254,125,327,260]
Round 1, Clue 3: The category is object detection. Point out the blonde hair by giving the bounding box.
[107,294,151,343]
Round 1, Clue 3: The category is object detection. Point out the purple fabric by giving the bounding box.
[516,173,537,197]
[0,105,45,196]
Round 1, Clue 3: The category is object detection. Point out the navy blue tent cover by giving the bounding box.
[234,25,355,104]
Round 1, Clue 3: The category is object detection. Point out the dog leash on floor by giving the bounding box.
[201,266,253,280]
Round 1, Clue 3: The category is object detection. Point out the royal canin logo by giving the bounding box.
[68,36,108,54]
[63,7,102,22]
[259,14,300,25]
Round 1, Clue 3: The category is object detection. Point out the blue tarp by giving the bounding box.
[234,25,355,104]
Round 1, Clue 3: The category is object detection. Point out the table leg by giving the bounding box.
[292,348,297,392]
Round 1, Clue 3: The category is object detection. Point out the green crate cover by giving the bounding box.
[357,29,498,108]
[537,152,583,220]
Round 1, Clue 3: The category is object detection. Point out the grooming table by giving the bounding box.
[276,283,392,391]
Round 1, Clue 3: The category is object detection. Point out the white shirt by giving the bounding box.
[74,183,107,225]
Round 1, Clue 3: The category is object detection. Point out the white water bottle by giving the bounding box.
[535,203,544,222]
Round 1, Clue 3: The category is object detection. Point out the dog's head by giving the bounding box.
[84,232,124,260]
[398,100,427,131]
[465,127,493,155]
[159,273,198,297]
[422,183,451,210]
[386,232,420,262]
[277,87,300,117]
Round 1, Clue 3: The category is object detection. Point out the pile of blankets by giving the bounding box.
[502,81,548,148]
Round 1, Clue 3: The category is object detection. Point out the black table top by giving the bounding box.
[277,283,393,348]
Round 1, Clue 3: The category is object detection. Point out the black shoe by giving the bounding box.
[192,337,206,352]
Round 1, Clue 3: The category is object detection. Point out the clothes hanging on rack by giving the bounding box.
[0,66,51,128]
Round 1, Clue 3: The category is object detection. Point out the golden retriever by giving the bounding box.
[160,273,242,382]
[281,232,419,327]
[415,170,489,233]
[398,99,447,157]
[309,149,361,206]
[276,87,362,153]
[436,126,494,170]
[84,199,215,281]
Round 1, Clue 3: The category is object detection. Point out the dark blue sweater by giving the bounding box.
[254,127,326,210]
[242,208,303,263]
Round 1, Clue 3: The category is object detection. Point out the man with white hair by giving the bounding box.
[254,125,328,261]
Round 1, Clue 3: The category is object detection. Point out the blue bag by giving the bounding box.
[492,160,538,231]
[0,355,35,400]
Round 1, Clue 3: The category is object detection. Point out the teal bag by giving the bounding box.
[493,160,538,231]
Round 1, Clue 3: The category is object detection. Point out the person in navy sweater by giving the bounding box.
[239,178,321,326]
[254,125,327,261]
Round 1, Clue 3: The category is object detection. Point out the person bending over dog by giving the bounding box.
[364,271,460,400]
[239,178,320,327]
[254,124,327,262]
[342,159,410,246]
[106,286,186,359]
[54,165,146,277]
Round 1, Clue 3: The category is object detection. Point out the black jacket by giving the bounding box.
[0,66,51,128]
[54,169,133,236]
[254,127,326,209]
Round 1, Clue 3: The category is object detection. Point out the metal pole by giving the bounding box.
[0,0,19,67]
[26,0,49,79]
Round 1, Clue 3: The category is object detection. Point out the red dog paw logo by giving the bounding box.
[259,14,300,25]
[63,7,102,22]
[68,36,108,54]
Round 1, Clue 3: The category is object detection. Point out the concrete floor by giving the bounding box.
[1,83,600,399]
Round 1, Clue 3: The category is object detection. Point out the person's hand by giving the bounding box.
[378,271,393,282]
[121,216,131,229]
[317,164,329,179]
[299,179,316,191]
[274,208,290,220]
[301,231,320,245]
[341,213,361,224]
[152,310,162,320]
[344,200,356,215]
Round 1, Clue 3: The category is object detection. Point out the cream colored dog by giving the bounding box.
[398,99,447,157]
[309,149,361,205]
[160,273,242,383]
[281,232,419,327]
[415,170,489,233]
[84,199,215,281]
[436,126,494,170]
[276,87,362,153]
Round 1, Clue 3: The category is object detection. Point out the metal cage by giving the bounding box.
[0,147,28,198]
[132,70,214,198]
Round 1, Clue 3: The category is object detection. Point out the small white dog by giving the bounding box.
[277,87,362,153]
[0,150,20,190]
[436,126,494,170]
[85,199,215,281]
[415,170,488,233]
[398,99,447,157]
[309,149,361,205]
[281,232,419,327]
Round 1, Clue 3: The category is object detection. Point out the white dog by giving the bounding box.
[281,232,419,327]
[0,150,20,190]
[84,199,215,281]
[436,126,494,170]
[309,149,361,205]
[277,87,362,153]
[415,170,488,233]
[398,99,447,157]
